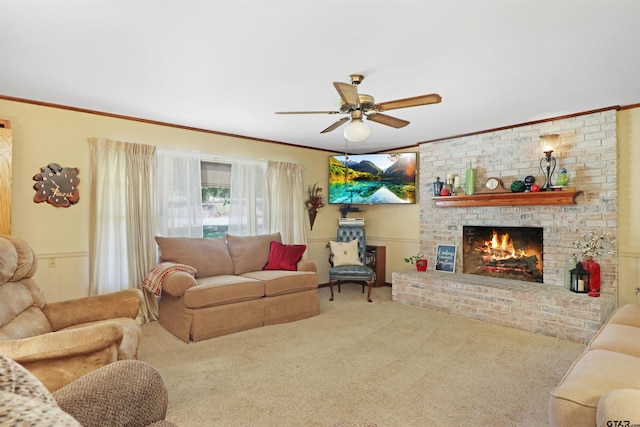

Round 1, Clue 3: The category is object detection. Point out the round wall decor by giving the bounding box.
[33,163,80,207]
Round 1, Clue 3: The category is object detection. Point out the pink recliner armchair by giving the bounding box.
[0,235,143,391]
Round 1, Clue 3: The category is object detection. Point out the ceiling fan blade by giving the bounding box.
[367,113,410,128]
[376,93,442,112]
[333,82,359,107]
[275,110,340,115]
[320,117,349,133]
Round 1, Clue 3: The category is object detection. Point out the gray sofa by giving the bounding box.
[154,232,320,342]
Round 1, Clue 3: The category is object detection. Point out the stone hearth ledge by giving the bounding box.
[392,270,617,344]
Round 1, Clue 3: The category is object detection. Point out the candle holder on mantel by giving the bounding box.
[540,149,557,190]
[539,134,559,190]
[570,262,590,293]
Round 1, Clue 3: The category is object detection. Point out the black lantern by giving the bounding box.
[570,262,590,293]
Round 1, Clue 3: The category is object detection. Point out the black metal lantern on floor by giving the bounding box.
[570,262,590,293]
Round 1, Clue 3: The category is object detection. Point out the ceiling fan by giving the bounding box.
[275,74,442,142]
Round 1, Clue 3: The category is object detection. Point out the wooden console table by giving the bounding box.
[366,245,387,287]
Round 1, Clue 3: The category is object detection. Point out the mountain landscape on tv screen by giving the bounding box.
[329,153,416,204]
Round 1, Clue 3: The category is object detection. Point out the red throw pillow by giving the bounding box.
[263,241,307,271]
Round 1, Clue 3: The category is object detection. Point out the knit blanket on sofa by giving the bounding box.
[142,262,197,297]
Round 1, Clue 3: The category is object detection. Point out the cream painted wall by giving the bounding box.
[0,99,420,299]
[617,107,640,305]
[618,108,640,253]
[7,98,633,302]
[2,100,328,251]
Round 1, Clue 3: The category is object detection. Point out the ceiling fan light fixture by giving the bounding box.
[343,119,370,142]
[275,74,441,141]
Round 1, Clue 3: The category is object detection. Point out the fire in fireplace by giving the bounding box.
[462,226,543,282]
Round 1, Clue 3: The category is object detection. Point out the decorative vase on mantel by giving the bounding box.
[584,258,601,297]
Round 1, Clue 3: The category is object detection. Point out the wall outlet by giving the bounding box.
[48,258,57,268]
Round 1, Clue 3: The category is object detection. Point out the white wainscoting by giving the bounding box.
[33,252,90,303]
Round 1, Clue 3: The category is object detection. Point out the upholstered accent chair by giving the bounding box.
[328,225,373,302]
[0,235,143,392]
[0,354,176,427]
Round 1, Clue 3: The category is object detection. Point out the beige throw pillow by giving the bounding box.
[330,240,361,266]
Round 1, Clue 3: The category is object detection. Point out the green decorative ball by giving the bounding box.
[510,180,526,193]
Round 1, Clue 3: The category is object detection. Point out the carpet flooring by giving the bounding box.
[140,285,585,426]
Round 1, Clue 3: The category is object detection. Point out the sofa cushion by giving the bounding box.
[588,323,640,357]
[597,389,640,427]
[19,278,47,309]
[0,237,18,283]
[155,237,233,278]
[330,240,361,266]
[549,349,640,427]
[4,235,38,281]
[606,303,640,328]
[226,233,281,275]
[263,241,306,271]
[183,275,265,308]
[241,270,318,296]
[0,235,38,283]
[0,282,35,329]
[0,306,53,340]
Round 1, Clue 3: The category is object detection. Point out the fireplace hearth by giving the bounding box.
[463,226,543,283]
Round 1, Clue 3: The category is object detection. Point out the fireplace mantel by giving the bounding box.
[432,189,583,208]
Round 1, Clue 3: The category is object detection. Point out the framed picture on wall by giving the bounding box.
[435,244,457,273]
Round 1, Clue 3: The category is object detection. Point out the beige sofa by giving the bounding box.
[549,303,640,426]
[154,232,320,342]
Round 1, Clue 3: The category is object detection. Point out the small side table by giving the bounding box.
[366,245,387,287]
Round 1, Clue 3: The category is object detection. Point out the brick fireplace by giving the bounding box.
[392,109,619,343]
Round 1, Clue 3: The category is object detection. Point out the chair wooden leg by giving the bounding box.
[366,280,373,303]
[329,281,334,301]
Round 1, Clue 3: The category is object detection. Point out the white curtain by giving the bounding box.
[89,138,158,322]
[156,148,203,238]
[227,159,267,235]
[265,161,306,245]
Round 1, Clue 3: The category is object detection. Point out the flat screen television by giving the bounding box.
[329,152,417,204]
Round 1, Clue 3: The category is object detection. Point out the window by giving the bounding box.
[201,161,231,238]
